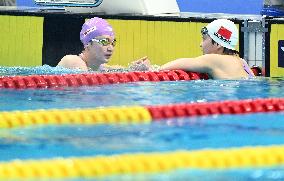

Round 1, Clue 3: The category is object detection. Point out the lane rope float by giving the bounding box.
[0,70,208,89]
[0,98,283,128]
[0,145,283,179]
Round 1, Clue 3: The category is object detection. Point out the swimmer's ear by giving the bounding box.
[84,42,92,50]
[85,45,91,50]
[216,44,224,51]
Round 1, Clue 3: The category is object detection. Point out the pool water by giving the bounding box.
[1,66,284,180]
[1,78,284,111]
[1,113,284,161]
[1,113,284,180]
[0,65,81,76]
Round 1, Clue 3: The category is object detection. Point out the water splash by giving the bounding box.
[0,64,161,76]
[0,65,84,76]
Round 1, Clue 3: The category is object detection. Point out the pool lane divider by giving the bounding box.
[0,145,283,179]
[0,70,209,89]
[0,106,152,128]
[0,98,283,128]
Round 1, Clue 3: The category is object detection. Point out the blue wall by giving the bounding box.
[177,0,263,14]
[17,0,264,15]
[16,0,37,7]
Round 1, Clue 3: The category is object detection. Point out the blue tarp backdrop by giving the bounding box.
[177,0,263,14]
[17,0,36,7]
[17,0,264,15]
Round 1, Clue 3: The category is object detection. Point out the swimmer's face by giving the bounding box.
[87,35,116,64]
[200,34,218,55]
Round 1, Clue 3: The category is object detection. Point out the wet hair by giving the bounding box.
[211,39,240,56]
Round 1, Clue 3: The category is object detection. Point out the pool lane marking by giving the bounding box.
[0,106,152,128]
[0,98,283,128]
[0,145,283,179]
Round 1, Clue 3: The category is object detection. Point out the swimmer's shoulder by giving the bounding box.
[57,55,88,71]
[59,55,82,64]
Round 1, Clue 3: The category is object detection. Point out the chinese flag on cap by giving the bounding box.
[217,26,232,40]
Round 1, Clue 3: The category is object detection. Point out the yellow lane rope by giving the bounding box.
[0,145,283,179]
[0,106,152,128]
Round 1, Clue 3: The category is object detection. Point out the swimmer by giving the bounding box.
[137,19,255,79]
[57,17,149,72]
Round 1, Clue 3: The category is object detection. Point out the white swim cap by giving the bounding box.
[206,19,238,50]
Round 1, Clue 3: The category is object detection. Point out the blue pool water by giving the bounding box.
[1,66,284,180]
[1,77,284,111]
[1,113,284,161]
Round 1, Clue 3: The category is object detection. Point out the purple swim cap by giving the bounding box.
[80,17,115,46]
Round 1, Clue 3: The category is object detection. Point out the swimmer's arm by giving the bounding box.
[160,55,212,73]
[57,55,88,71]
[101,56,151,72]
[241,58,255,76]
[128,56,155,71]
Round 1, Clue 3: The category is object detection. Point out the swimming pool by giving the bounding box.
[0,66,284,180]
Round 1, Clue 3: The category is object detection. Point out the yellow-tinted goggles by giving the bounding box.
[91,38,117,47]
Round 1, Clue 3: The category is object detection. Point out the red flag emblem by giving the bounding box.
[217,26,232,40]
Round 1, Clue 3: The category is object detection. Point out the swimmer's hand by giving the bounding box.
[128,56,154,71]
[99,64,127,72]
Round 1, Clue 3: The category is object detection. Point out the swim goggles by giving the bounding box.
[91,38,117,47]
[201,27,208,35]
